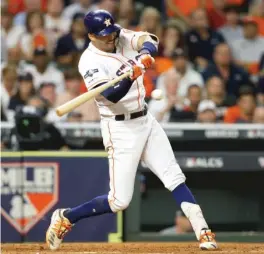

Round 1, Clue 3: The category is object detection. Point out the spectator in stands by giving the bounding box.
[202,43,251,97]
[160,210,192,235]
[165,0,213,26]
[185,8,225,71]
[1,65,17,118]
[13,0,42,26]
[1,7,25,51]
[231,17,264,76]
[55,68,100,122]
[155,20,185,75]
[19,11,49,61]
[23,47,65,93]
[175,48,204,98]
[157,48,204,100]
[5,47,22,68]
[38,82,57,108]
[63,0,94,20]
[54,13,89,71]
[170,84,203,122]
[94,0,118,17]
[117,0,135,29]
[207,0,227,30]
[37,82,65,122]
[206,76,236,120]
[158,20,185,58]
[196,100,217,123]
[135,7,162,39]
[253,106,264,123]
[8,72,35,111]
[148,72,181,122]
[45,0,71,50]
[218,5,243,46]
[224,86,256,123]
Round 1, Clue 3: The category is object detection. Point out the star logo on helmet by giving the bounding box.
[104,18,111,27]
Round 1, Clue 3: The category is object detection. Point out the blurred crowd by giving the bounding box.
[1,0,264,124]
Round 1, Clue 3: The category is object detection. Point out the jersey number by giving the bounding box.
[116,60,136,76]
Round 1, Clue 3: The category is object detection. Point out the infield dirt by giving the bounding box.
[2,242,264,254]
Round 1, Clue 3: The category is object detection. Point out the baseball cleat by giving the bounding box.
[199,228,218,250]
[46,209,73,250]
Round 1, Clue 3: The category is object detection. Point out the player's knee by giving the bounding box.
[108,197,131,212]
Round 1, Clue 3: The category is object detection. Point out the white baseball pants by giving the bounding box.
[101,112,186,212]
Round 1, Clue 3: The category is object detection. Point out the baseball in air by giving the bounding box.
[151,89,164,100]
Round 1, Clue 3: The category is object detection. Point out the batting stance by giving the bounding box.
[46,10,218,250]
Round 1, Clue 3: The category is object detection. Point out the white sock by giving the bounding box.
[181,202,209,240]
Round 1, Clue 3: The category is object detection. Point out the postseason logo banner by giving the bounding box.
[1,163,59,234]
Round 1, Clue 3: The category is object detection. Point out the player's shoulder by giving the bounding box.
[78,48,98,72]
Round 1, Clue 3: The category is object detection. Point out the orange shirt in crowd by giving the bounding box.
[8,0,47,15]
[224,105,251,123]
[224,105,240,123]
[207,7,226,29]
[154,57,173,75]
[166,0,245,18]
[253,16,264,36]
[166,0,213,17]
[33,32,48,48]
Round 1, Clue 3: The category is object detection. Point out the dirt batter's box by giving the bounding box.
[2,242,264,253]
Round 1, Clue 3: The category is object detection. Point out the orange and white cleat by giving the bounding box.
[46,209,73,250]
[199,228,218,250]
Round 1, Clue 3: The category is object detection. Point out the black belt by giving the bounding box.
[115,107,148,121]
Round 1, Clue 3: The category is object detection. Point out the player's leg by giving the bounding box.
[141,114,217,250]
[46,118,148,250]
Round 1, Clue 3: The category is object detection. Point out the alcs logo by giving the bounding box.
[185,157,224,168]
[1,163,59,234]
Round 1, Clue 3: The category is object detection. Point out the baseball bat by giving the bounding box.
[56,71,131,117]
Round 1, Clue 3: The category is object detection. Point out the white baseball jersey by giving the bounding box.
[78,29,158,116]
[78,28,186,216]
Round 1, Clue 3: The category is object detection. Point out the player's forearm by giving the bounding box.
[101,78,133,103]
[137,35,158,56]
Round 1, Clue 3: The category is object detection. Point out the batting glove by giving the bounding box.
[129,65,144,80]
[137,54,155,69]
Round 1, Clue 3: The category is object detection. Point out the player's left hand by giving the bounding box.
[129,65,144,80]
[138,54,155,69]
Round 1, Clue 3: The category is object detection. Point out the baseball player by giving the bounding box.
[46,10,217,250]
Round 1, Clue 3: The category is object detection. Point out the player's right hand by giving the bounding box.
[138,54,155,69]
[129,65,143,80]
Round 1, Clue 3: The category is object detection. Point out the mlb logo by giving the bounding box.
[1,162,59,234]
